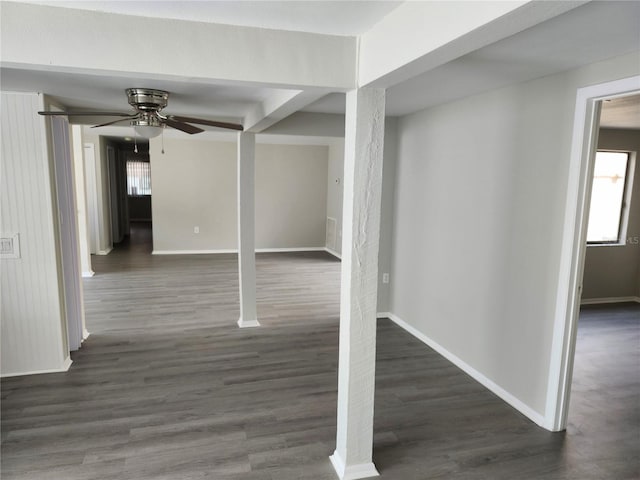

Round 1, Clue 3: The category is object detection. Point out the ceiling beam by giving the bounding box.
[243,90,329,133]
[358,0,589,89]
[1,2,357,91]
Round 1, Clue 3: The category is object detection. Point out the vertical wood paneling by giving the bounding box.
[0,92,67,376]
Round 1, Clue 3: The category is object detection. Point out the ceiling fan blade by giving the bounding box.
[38,110,133,117]
[92,116,138,128]
[163,118,204,135]
[168,115,244,131]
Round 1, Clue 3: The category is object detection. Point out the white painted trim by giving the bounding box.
[376,312,391,319]
[545,75,640,433]
[330,451,379,480]
[580,296,640,305]
[96,247,112,256]
[1,356,72,378]
[152,247,327,255]
[324,247,342,259]
[256,247,325,253]
[237,317,260,328]
[82,328,90,341]
[384,312,546,427]
[152,249,236,255]
[82,270,95,278]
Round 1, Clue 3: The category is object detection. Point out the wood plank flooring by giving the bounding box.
[2,225,639,479]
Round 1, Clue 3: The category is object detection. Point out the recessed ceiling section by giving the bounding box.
[600,94,640,130]
[385,1,640,117]
[301,93,346,115]
[10,0,402,36]
[0,67,293,125]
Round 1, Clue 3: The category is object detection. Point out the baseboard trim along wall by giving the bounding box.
[257,247,326,253]
[152,249,236,255]
[96,247,112,256]
[324,247,342,259]
[580,296,640,305]
[1,356,72,378]
[82,270,95,278]
[376,312,546,428]
[152,247,327,255]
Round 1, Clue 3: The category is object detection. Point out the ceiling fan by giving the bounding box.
[38,88,244,137]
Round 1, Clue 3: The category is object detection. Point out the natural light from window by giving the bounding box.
[127,160,152,196]
[586,151,629,244]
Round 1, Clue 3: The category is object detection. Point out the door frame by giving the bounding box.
[545,75,640,431]
[51,116,84,352]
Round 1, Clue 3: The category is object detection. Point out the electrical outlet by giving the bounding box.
[1,238,13,255]
[382,273,389,284]
[0,233,20,259]
[194,226,200,234]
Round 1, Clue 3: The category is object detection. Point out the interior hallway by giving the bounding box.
[1,230,638,479]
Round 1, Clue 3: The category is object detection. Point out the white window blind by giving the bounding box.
[127,161,151,196]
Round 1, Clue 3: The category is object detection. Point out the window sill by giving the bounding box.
[587,242,626,248]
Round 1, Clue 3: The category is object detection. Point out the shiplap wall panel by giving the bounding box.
[1,92,68,376]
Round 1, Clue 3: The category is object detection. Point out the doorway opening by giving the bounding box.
[546,76,640,432]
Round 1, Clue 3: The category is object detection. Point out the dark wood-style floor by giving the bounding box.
[2,224,639,479]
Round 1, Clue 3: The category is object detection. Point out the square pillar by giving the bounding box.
[237,131,259,328]
[330,88,385,480]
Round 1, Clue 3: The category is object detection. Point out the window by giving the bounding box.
[126,160,151,196]
[586,151,632,244]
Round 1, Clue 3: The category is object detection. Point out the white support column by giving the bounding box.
[237,131,260,328]
[330,88,385,480]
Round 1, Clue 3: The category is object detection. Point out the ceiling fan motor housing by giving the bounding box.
[126,88,169,112]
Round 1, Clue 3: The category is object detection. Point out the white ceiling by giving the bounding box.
[1,1,638,135]
[11,0,402,36]
[303,1,640,117]
[600,94,640,130]
[0,67,282,124]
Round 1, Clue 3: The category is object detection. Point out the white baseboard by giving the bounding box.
[330,451,379,480]
[82,270,95,277]
[96,247,112,255]
[153,247,327,255]
[580,296,640,305]
[82,329,90,341]
[376,312,391,319]
[324,247,342,259]
[1,356,73,378]
[257,247,325,253]
[153,249,236,255]
[383,312,546,428]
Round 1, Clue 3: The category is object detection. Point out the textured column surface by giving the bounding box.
[330,88,385,480]
[237,131,259,328]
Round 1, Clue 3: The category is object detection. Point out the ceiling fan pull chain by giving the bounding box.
[161,125,165,154]
[134,132,138,154]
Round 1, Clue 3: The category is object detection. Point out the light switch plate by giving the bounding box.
[0,233,20,259]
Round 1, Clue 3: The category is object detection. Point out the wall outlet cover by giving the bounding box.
[0,233,20,259]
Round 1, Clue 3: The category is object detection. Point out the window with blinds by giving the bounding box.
[127,161,151,196]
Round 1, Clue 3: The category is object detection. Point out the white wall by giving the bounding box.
[0,92,69,376]
[256,143,328,248]
[150,137,329,252]
[378,118,398,313]
[71,126,93,276]
[326,139,345,256]
[582,128,640,300]
[82,130,113,255]
[388,51,640,420]
[323,120,398,313]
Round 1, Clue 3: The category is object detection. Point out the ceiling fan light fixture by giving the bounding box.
[131,113,163,138]
[133,124,163,138]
